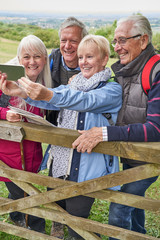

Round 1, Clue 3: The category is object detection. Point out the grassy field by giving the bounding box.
[0,37,159,239]
[0,38,19,63]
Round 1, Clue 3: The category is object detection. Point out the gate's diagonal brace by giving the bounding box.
[0,163,159,215]
[0,162,101,240]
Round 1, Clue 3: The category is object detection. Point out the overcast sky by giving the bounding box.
[0,0,159,14]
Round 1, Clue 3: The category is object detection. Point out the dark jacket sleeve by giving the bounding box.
[0,91,10,120]
[107,72,160,142]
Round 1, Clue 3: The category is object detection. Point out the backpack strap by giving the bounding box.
[50,56,53,71]
[141,54,160,95]
[102,113,115,126]
[49,50,55,71]
[98,79,116,126]
[49,48,61,72]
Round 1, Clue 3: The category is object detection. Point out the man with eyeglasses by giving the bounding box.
[72,15,160,239]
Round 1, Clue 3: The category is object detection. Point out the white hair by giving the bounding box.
[7,35,52,112]
[117,15,152,44]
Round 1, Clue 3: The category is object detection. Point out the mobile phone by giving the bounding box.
[0,64,25,81]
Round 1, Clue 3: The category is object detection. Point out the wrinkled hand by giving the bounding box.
[0,72,27,98]
[72,127,103,154]
[18,77,53,101]
[6,110,22,122]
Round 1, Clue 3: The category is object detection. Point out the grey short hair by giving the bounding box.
[117,15,152,43]
[58,16,88,39]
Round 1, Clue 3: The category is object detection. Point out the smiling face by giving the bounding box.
[19,48,46,82]
[78,42,108,79]
[114,21,148,65]
[60,25,83,69]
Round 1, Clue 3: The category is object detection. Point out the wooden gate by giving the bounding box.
[0,120,159,240]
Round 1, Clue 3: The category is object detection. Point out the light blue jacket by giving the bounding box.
[26,81,122,189]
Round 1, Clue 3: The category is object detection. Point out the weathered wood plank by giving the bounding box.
[0,196,100,240]
[0,163,159,215]
[24,207,158,240]
[88,189,160,211]
[0,221,56,240]
[6,171,160,212]
[65,214,158,240]
[0,161,159,211]
[0,122,25,142]
[0,161,159,192]
[0,120,160,163]
[9,179,160,212]
[0,160,66,188]
[7,173,160,214]
[9,180,100,240]
[0,198,157,240]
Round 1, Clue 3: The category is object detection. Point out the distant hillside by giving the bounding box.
[0,11,160,31]
[0,21,60,49]
[0,12,159,58]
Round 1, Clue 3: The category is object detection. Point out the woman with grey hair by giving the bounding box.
[0,34,52,233]
[8,34,52,87]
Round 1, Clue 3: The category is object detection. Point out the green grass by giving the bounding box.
[0,38,19,63]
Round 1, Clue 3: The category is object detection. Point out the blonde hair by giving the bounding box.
[17,35,52,88]
[77,34,110,59]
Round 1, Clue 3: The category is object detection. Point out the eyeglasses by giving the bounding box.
[111,34,142,48]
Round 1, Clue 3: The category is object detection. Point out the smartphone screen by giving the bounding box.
[0,64,25,81]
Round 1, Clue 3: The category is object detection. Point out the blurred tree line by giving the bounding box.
[0,22,60,49]
[0,20,159,58]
